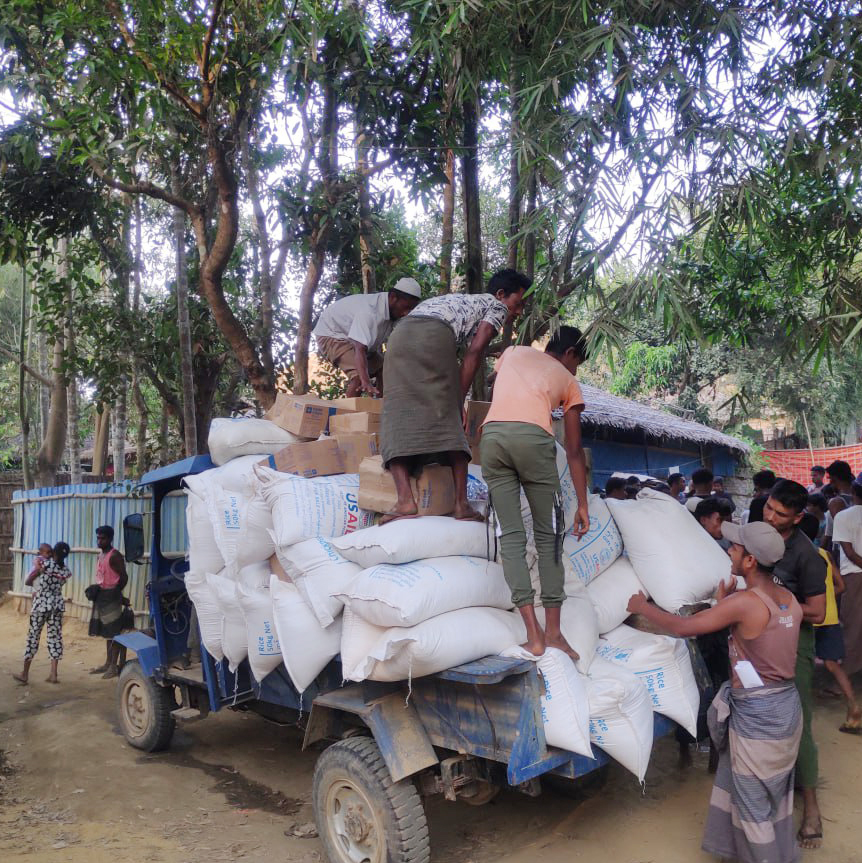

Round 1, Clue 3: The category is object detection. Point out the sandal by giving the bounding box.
[797,828,823,849]
[839,722,862,735]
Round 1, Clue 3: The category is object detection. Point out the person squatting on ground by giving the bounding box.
[313,278,422,397]
[479,326,590,658]
[14,541,73,685]
[88,525,130,679]
[628,521,803,863]
[763,479,827,850]
[379,268,529,525]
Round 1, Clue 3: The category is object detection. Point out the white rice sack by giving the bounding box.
[184,569,224,662]
[207,571,248,672]
[186,491,226,576]
[208,417,303,466]
[596,623,700,737]
[537,591,599,674]
[255,467,375,547]
[606,488,731,611]
[562,494,624,590]
[270,575,341,692]
[331,517,491,568]
[271,535,361,627]
[503,646,592,758]
[345,607,526,683]
[340,606,389,681]
[236,583,282,683]
[584,656,654,782]
[338,556,512,628]
[585,556,648,634]
[189,454,267,496]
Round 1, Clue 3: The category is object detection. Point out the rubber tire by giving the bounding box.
[117,659,176,752]
[312,736,430,863]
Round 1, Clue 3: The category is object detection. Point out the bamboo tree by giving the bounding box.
[19,266,31,490]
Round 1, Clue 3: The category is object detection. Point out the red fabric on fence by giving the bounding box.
[762,445,862,487]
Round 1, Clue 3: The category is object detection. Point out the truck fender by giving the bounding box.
[305,686,438,783]
[114,631,161,679]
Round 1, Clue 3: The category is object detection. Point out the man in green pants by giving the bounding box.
[480,326,590,658]
[765,479,827,850]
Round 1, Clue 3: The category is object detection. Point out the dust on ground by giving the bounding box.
[1,601,860,863]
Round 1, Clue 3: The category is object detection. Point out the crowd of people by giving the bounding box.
[12,525,130,685]
[614,459,862,859]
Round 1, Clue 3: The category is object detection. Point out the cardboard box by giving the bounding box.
[465,400,491,445]
[331,397,384,415]
[358,455,455,516]
[265,393,340,438]
[329,411,381,435]
[260,438,345,478]
[334,433,380,474]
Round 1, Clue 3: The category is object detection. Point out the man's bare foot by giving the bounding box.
[45,676,59,684]
[453,503,485,522]
[840,704,862,734]
[12,673,28,685]
[546,634,580,664]
[102,666,119,680]
[379,507,419,525]
[89,664,109,674]
[797,819,822,849]
[520,635,546,657]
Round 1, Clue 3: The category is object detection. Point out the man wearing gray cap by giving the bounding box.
[313,277,422,397]
[628,520,803,863]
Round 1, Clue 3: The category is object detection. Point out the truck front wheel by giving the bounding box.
[117,659,176,752]
[312,736,430,863]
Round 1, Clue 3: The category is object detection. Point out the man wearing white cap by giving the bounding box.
[313,277,422,397]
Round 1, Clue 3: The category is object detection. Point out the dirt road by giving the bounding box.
[1,602,860,863]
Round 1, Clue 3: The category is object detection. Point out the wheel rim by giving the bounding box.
[323,777,385,863]
[121,678,151,739]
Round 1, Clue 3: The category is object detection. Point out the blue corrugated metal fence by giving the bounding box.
[11,483,187,622]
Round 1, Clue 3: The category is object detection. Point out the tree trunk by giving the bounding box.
[507,64,521,271]
[159,402,170,465]
[112,393,127,483]
[35,330,66,488]
[65,273,82,484]
[240,115,275,379]
[19,266,32,490]
[524,169,538,279]
[440,149,456,292]
[355,130,376,294]
[461,92,483,295]
[172,165,199,456]
[131,197,149,477]
[92,406,110,476]
[37,322,49,443]
[294,238,328,394]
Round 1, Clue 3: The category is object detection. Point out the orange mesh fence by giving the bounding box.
[762,445,862,487]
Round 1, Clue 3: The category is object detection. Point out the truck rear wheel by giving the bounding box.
[312,736,430,863]
[117,659,176,752]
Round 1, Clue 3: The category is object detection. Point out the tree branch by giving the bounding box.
[89,161,197,215]
[0,345,52,387]
[200,0,224,83]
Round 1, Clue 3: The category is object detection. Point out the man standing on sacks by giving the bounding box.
[379,269,529,524]
[480,326,591,659]
[628,521,803,863]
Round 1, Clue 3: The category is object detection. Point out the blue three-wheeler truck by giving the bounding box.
[115,456,676,863]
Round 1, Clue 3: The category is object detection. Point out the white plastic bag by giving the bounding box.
[338,556,512,628]
[606,488,731,610]
[185,569,224,662]
[272,535,362,627]
[207,571,248,672]
[595,623,700,737]
[186,491,226,576]
[536,591,599,674]
[237,583,282,683]
[331,517,492,568]
[585,556,647,634]
[237,560,272,589]
[255,467,375,547]
[270,575,342,693]
[502,646,592,758]
[584,656,654,782]
[190,454,269,496]
[562,494,623,589]
[208,417,303,466]
[340,607,388,682]
[344,607,526,683]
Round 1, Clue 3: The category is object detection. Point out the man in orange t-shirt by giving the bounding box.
[480,326,590,659]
